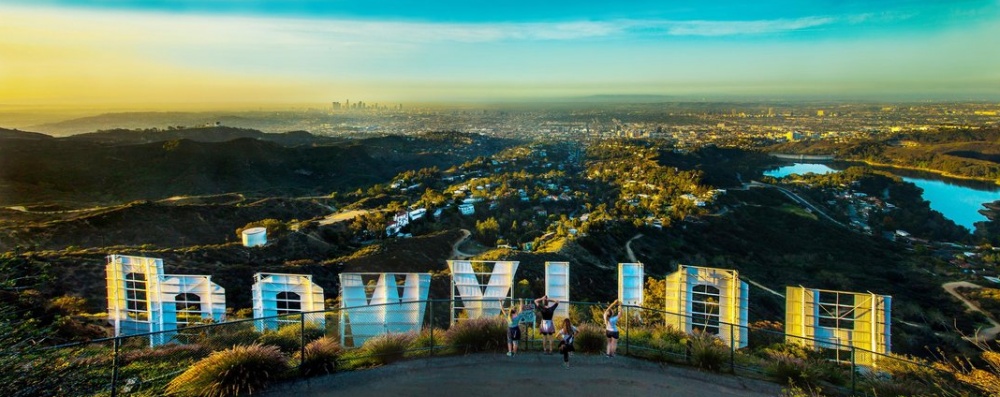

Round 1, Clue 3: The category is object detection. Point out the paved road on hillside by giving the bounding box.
[449,229,475,259]
[625,233,643,263]
[749,181,847,228]
[263,354,783,397]
[943,281,1000,343]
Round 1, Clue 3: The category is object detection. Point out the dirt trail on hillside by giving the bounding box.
[943,281,1000,343]
[318,209,370,226]
[625,233,643,262]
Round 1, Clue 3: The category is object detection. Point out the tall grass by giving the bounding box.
[689,333,729,372]
[294,336,342,377]
[574,323,606,353]
[361,332,417,365]
[406,327,445,357]
[257,323,325,353]
[192,322,261,351]
[445,317,506,353]
[165,344,289,397]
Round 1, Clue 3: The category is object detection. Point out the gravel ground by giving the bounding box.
[262,352,784,397]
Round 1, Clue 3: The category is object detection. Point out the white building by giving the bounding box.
[106,255,225,346]
[251,273,325,332]
[664,265,749,348]
[458,203,475,216]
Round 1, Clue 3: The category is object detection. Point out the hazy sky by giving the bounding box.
[2,0,999,107]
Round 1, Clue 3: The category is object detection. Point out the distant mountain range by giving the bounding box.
[25,111,315,137]
[62,126,341,146]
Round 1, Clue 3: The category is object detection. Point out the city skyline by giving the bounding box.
[2,0,1000,109]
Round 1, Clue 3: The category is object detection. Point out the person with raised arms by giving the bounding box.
[500,299,523,357]
[604,299,621,357]
[534,295,559,354]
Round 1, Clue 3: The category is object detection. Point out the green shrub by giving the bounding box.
[574,323,606,353]
[763,350,849,387]
[876,354,952,388]
[294,336,342,377]
[361,332,417,365]
[653,326,688,345]
[690,333,729,372]
[568,303,603,325]
[779,382,825,397]
[860,377,936,397]
[445,317,506,353]
[406,327,445,357]
[625,326,654,346]
[165,344,289,397]
[257,323,325,353]
[765,352,811,385]
[120,343,209,365]
[748,320,786,349]
[194,322,261,351]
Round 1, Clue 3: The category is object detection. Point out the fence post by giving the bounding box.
[111,336,120,397]
[299,312,306,376]
[729,322,735,373]
[429,299,435,356]
[851,346,857,396]
[624,304,630,356]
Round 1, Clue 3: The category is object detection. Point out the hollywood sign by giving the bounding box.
[106,255,890,365]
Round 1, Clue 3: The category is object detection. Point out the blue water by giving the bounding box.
[765,163,1000,231]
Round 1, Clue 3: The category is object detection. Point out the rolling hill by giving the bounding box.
[0,130,510,207]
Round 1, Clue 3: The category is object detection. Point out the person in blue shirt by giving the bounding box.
[604,299,621,357]
[500,299,522,356]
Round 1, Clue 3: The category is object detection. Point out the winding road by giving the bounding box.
[943,281,1000,343]
[625,233,643,262]
[749,181,847,228]
[449,229,475,259]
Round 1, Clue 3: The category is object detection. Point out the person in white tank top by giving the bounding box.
[604,299,621,357]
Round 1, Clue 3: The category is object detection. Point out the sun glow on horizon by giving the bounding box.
[1,1,999,109]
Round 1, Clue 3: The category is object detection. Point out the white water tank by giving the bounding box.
[242,227,267,247]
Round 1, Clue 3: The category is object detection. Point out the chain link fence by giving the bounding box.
[26,300,967,396]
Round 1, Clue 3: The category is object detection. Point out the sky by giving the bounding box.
[1,0,999,108]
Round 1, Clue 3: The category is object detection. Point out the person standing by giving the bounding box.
[534,295,559,354]
[604,299,621,357]
[557,318,578,368]
[500,299,522,356]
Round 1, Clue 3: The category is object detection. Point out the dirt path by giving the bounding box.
[625,233,643,262]
[263,354,783,397]
[318,209,371,226]
[943,281,1000,343]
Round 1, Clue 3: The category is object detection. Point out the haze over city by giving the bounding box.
[2,0,1000,109]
